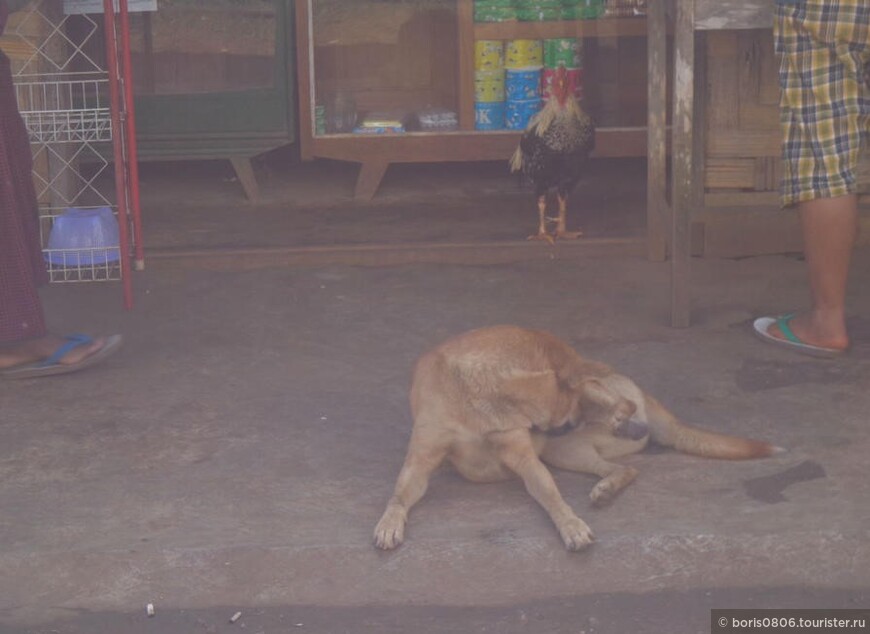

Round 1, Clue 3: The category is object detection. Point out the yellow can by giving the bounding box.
[474,40,504,71]
[474,69,506,102]
[505,39,543,68]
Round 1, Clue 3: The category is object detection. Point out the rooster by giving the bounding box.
[509,65,595,243]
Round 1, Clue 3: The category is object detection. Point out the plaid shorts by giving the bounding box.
[775,0,870,206]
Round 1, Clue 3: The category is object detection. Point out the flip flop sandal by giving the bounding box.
[1,334,124,379]
[752,314,845,359]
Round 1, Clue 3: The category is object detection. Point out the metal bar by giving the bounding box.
[118,0,145,270]
[103,0,133,309]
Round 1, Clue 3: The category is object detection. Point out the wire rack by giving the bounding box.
[16,77,112,143]
[9,0,141,307]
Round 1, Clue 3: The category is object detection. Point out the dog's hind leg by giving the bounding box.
[491,429,594,551]
[539,437,639,506]
[373,426,450,550]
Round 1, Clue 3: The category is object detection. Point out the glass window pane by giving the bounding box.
[130,0,277,95]
[312,0,458,134]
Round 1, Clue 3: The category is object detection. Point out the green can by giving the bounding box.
[474,5,518,22]
[544,38,583,68]
[517,7,561,21]
[515,0,561,6]
[574,0,603,19]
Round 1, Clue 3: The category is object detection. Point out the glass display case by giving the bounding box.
[127,0,296,200]
[296,0,649,199]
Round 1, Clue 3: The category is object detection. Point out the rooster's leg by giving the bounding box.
[554,194,582,240]
[528,194,554,244]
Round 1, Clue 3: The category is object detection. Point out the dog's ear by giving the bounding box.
[501,369,559,402]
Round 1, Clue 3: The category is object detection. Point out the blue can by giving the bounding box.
[505,67,542,101]
[505,98,542,130]
[475,101,506,130]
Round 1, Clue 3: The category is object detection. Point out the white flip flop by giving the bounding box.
[752,315,844,359]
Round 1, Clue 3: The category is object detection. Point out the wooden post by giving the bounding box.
[295,0,314,161]
[646,0,668,262]
[671,0,695,328]
[692,30,707,253]
[457,0,475,131]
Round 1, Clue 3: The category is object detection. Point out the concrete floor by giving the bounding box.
[1,159,869,633]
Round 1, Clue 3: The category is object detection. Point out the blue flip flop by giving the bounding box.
[752,314,844,359]
[1,334,123,379]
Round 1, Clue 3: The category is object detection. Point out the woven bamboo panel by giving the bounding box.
[705,29,869,206]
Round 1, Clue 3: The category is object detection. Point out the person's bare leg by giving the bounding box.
[766,194,857,351]
[0,335,105,370]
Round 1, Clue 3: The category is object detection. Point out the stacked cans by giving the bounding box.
[562,0,604,19]
[504,39,543,130]
[473,0,604,22]
[474,40,506,130]
[473,0,516,22]
[542,38,584,102]
[473,37,585,131]
[514,0,561,21]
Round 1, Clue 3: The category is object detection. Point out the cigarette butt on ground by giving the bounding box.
[230,611,242,624]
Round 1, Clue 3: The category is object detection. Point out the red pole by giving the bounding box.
[103,0,133,310]
[118,0,144,270]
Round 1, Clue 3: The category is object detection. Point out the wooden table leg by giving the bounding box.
[230,157,260,202]
[354,160,389,201]
[670,0,695,328]
[646,0,668,263]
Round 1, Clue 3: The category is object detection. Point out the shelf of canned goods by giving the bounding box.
[296,0,651,201]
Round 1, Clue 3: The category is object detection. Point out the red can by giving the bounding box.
[542,67,583,102]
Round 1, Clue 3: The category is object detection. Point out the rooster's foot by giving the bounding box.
[527,232,555,245]
[554,229,583,240]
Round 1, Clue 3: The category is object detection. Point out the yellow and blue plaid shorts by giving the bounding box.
[775,0,870,206]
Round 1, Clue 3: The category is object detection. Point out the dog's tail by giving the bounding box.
[643,394,783,460]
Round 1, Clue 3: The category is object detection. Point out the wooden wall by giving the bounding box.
[703,29,781,208]
[703,29,870,208]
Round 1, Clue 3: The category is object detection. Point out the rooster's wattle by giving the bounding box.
[509,65,595,242]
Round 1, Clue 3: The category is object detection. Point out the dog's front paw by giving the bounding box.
[590,466,638,507]
[373,506,407,550]
[557,516,594,551]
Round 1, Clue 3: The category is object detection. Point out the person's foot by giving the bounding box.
[762,312,849,352]
[0,334,107,370]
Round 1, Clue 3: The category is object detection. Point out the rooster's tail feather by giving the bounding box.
[509,146,524,173]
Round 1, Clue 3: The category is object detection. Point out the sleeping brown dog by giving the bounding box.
[374,325,781,551]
